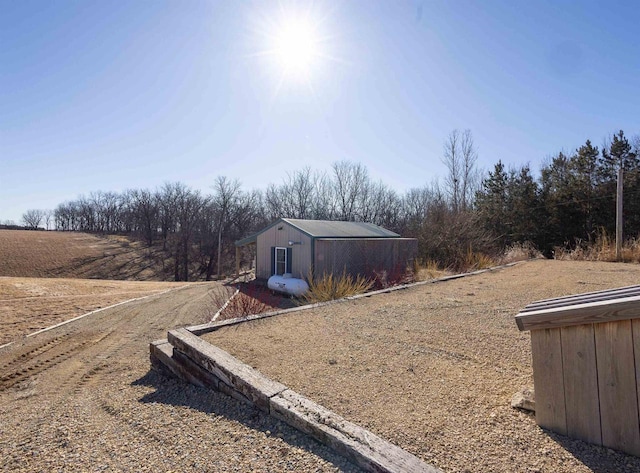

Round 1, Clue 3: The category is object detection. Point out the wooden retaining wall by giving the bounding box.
[151,328,440,473]
[516,285,640,456]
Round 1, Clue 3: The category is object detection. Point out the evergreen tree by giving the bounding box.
[506,165,541,246]
[475,161,510,247]
[568,141,599,239]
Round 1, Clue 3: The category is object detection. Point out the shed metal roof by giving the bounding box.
[283,218,399,238]
[234,218,399,246]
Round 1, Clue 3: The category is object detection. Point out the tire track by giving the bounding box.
[0,334,71,371]
[0,337,93,391]
[0,284,214,398]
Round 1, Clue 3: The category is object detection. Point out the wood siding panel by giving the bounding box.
[314,239,417,279]
[531,328,567,435]
[595,320,640,456]
[634,319,640,442]
[561,324,602,445]
[255,224,312,279]
[516,295,640,331]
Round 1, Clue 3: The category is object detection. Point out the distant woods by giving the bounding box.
[476,130,640,257]
[20,128,640,280]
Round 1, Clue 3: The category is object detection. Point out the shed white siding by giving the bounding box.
[256,224,312,279]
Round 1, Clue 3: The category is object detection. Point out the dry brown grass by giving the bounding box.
[0,230,171,280]
[414,259,450,281]
[555,230,640,263]
[303,270,373,303]
[0,277,186,345]
[500,241,544,263]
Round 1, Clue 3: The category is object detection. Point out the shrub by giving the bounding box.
[414,259,448,281]
[461,247,496,271]
[208,283,283,320]
[303,270,373,303]
[371,264,414,290]
[501,241,543,263]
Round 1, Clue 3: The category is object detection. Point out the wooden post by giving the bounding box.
[235,246,240,278]
[616,167,623,261]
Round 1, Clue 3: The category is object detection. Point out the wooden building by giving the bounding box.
[235,218,417,281]
[516,285,640,457]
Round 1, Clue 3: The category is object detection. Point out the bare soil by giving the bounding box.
[0,283,360,472]
[0,230,172,280]
[203,260,640,473]
[0,276,186,345]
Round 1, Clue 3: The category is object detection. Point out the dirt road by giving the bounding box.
[0,283,359,472]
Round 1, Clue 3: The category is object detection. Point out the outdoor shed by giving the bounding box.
[235,218,417,281]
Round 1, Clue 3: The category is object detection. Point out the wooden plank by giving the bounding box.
[530,328,567,435]
[521,286,640,313]
[634,319,640,444]
[271,389,442,473]
[150,339,220,389]
[560,325,602,445]
[171,348,220,390]
[516,295,640,331]
[149,339,175,377]
[595,320,640,456]
[526,285,640,307]
[167,328,286,412]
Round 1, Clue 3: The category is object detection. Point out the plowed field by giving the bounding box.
[0,230,170,280]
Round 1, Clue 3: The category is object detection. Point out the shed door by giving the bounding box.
[271,247,292,276]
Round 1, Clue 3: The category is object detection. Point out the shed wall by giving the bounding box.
[313,238,417,279]
[256,224,312,279]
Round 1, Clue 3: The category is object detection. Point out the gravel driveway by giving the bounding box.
[0,283,360,472]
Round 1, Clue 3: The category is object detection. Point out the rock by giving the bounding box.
[511,387,535,412]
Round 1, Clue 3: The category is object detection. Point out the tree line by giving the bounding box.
[475,130,640,257]
[19,128,639,279]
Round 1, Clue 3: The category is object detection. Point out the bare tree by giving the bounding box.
[22,209,45,229]
[332,161,369,221]
[310,171,335,219]
[174,185,207,281]
[288,167,315,219]
[403,187,433,225]
[43,210,53,230]
[459,129,479,211]
[129,189,159,245]
[156,183,181,251]
[442,129,479,212]
[442,130,462,212]
[210,176,241,280]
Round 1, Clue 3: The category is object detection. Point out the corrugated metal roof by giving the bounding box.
[235,218,400,246]
[283,219,400,238]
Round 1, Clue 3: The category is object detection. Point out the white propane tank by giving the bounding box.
[267,273,309,297]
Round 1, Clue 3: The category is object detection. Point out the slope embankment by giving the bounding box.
[0,230,171,280]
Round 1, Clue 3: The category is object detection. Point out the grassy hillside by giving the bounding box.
[0,230,174,281]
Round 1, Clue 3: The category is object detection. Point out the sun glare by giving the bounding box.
[251,4,338,91]
[272,19,319,78]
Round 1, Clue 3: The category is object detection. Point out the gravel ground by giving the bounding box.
[203,260,640,473]
[0,283,361,472]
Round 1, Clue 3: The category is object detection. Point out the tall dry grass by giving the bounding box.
[500,242,543,263]
[303,270,373,303]
[554,230,640,263]
[413,259,449,281]
[462,247,496,270]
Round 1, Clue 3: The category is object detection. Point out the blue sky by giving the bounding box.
[1,0,639,224]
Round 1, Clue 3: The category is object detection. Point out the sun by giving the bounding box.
[272,18,319,78]
[251,4,337,89]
